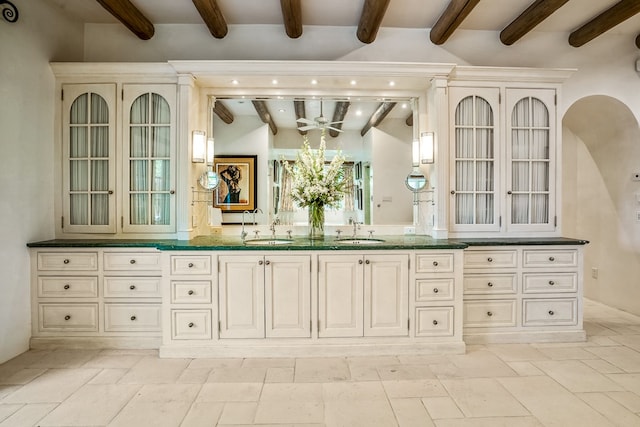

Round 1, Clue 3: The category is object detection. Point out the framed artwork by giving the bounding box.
[213,155,257,212]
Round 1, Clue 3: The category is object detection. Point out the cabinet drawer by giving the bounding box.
[104,304,161,332]
[522,249,577,268]
[523,298,577,326]
[39,303,98,332]
[463,300,517,328]
[464,274,517,295]
[172,310,212,340]
[523,273,578,293]
[415,307,454,337]
[416,278,454,302]
[103,277,162,298]
[464,250,517,269]
[37,252,98,271]
[170,255,212,275]
[415,253,454,273]
[38,276,98,298]
[103,252,161,271]
[171,281,212,304]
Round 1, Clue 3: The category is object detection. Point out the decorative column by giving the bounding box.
[175,74,197,240]
[429,77,450,239]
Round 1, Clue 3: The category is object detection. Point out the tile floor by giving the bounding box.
[1,299,640,426]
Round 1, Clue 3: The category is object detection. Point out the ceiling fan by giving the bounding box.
[297,100,343,133]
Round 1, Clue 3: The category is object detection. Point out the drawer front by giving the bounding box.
[523,273,578,294]
[464,274,517,295]
[522,249,577,268]
[523,298,577,326]
[415,253,454,273]
[464,250,517,269]
[172,310,212,340]
[104,277,162,298]
[103,252,161,271]
[38,276,98,298]
[104,304,161,332]
[39,303,98,332]
[463,300,517,328]
[415,307,454,337]
[37,252,98,271]
[416,278,454,302]
[171,281,212,304]
[170,255,212,275]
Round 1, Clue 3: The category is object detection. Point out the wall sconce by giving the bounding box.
[206,137,215,166]
[420,132,434,164]
[192,130,206,163]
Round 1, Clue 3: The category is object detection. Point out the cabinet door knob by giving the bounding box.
[130,315,137,321]
[259,260,264,265]
[365,259,370,265]
[188,322,194,328]
[487,282,493,287]
[170,190,176,194]
[129,285,136,290]
[433,288,439,293]
[129,259,136,264]
[64,315,71,321]
[549,256,555,262]
[188,262,194,268]
[548,280,555,286]
[507,191,512,195]
[188,290,194,295]
[63,284,70,290]
[265,260,271,266]
[487,311,493,317]
[548,310,555,316]
[108,190,114,195]
[432,320,438,325]
[487,257,493,262]
[450,190,456,195]
[432,261,438,266]
[63,259,70,264]
[358,259,363,264]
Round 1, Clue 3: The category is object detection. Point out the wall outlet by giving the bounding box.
[404,226,416,235]
[591,267,598,279]
[633,172,640,181]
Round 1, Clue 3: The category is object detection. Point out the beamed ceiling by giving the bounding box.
[49,0,640,135]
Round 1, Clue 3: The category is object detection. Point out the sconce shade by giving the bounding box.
[412,139,420,167]
[192,130,206,163]
[420,132,434,164]
[207,137,215,165]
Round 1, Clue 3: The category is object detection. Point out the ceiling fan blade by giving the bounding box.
[327,126,343,133]
[298,125,317,131]
[296,118,315,124]
[328,120,344,125]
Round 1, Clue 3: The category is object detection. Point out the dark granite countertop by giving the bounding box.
[460,237,589,246]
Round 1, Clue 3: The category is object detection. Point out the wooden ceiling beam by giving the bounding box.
[213,100,234,124]
[280,0,302,39]
[569,0,640,47]
[357,0,391,44]
[95,0,154,40]
[500,0,570,45]
[294,100,307,136]
[430,0,480,45]
[361,102,396,137]
[329,102,350,138]
[252,100,278,135]
[192,0,228,39]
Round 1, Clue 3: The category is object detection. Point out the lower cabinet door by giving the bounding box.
[172,310,212,340]
[265,256,311,338]
[39,303,98,332]
[364,254,409,337]
[104,303,161,332]
[415,307,454,337]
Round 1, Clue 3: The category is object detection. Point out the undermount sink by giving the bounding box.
[336,238,385,245]
[243,238,294,246]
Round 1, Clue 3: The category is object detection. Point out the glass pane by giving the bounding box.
[130,127,148,157]
[152,126,170,157]
[476,161,494,191]
[455,129,474,158]
[475,97,493,126]
[70,194,88,225]
[455,194,474,224]
[151,193,170,225]
[91,194,109,225]
[130,160,149,191]
[512,130,529,159]
[511,194,529,224]
[70,94,88,124]
[90,94,109,124]
[456,161,474,191]
[531,130,549,159]
[130,94,149,124]
[512,162,529,191]
[531,162,549,191]
[91,160,109,191]
[531,98,549,127]
[455,96,473,125]
[151,160,170,191]
[475,129,494,159]
[70,127,88,158]
[512,98,529,127]
[91,127,109,157]
[130,194,149,225]
[70,160,88,191]
[531,194,549,224]
[475,194,494,224]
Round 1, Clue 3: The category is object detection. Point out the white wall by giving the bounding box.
[0,1,84,363]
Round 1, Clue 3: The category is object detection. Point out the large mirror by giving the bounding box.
[211,96,418,226]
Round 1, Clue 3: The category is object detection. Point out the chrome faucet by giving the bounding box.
[351,220,361,238]
[253,208,263,225]
[270,217,281,238]
[241,210,250,240]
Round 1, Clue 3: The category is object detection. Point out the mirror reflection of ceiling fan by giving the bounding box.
[296,101,343,133]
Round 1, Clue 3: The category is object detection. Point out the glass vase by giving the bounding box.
[308,202,325,240]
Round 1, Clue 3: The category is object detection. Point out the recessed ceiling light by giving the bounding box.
[272,79,278,85]
[231,79,239,85]
[389,81,396,87]
[350,80,357,85]
[278,108,285,113]
[356,110,362,116]
[311,79,318,85]
[401,103,407,109]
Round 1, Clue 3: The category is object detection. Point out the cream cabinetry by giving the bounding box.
[462,245,585,343]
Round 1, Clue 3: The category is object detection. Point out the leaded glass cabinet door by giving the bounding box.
[449,87,501,232]
[62,84,117,233]
[506,89,556,232]
[122,85,176,233]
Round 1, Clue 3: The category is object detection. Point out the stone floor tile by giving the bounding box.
[217,402,258,425]
[431,350,517,379]
[390,398,436,427]
[486,344,549,362]
[421,396,464,419]
[0,368,46,385]
[577,392,640,427]
[83,353,144,369]
[118,357,191,384]
[441,378,529,418]
[254,400,324,424]
[0,386,20,402]
[0,403,56,427]
[207,366,267,383]
[2,368,99,404]
[176,368,211,384]
[294,357,350,382]
[582,358,625,374]
[241,358,295,368]
[533,360,624,392]
[507,361,545,376]
[0,351,50,371]
[536,346,601,360]
[196,382,262,402]
[0,405,22,423]
[88,368,129,385]
[396,354,450,365]
[377,364,436,380]
[348,364,380,381]
[324,399,396,427]
[434,416,544,426]
[382,379,447,399]
[606,373,640,395]
[188,358,243,370]
[29,350,100,369]
[261,382,322,401]
[108,401,193,427]
[585,346,640,373]
[323,381,387,401]
[180,402,223,427]
[265,367,294,383]
[607,391,640,413]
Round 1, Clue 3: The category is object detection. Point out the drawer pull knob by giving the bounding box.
[365,260,370,265]
[188,262,194,268]
[549,281,555,286]
[63,259,70,264]
[358,259,363,265]
[487,257,493,262]
[549,256,555,262]
[188,322,195,328]
[433,288,439,293]
[265,260,271,266]
[129,285,136,290]
[433,261,439,267]
[487,311,493,317]
[188,290,194,295]
[130,315,137,321]
[548,310,555,316]
[487,282,493,287]
[64,315,71,320]
[259,260,264,265]
[63,284,70,290]
[432,320,438,325]
[130,259,136,264]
